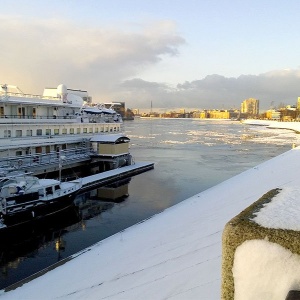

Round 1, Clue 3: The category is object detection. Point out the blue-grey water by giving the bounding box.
[0,118,296,289]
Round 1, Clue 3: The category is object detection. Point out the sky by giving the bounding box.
[1,121,300,299]
[1,0,300,111]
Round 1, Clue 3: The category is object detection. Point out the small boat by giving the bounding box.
[0,173,82,226]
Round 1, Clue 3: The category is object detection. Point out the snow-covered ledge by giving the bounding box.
[222,188,300,300]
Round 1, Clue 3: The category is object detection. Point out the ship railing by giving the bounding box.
[0,114,76,120]
[0,91,59,101]
[0,147,93,171]
[0,114,123,123]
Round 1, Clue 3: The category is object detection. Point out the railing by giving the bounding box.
[0,114,76,120]
[0,91,59,101]
[0,147,93,172]
[0,114,122,123]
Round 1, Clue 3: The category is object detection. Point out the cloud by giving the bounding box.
[1,15,300,111]
[120,70,300,110]
[0,16,185,98]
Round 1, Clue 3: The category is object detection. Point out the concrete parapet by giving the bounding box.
[221,188,300,299]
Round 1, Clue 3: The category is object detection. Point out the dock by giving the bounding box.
[76,161,154,192]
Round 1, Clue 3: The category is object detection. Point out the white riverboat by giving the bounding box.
[0,172,82,226]
[0,83,124,176]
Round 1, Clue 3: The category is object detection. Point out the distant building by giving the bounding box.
[240,98,259,116]
[191,111,200,118]
[110,102,134,120]
[278,106,297,121]
[297,97,300,110]
[266,109,281,120]
[207,110,230,119]
[196,109,238,119]
[200,111,208,118]
[133,109,139,115]
[111,102,125,117]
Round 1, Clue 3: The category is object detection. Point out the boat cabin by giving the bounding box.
[90,134,132,171]
[90,134,130,155]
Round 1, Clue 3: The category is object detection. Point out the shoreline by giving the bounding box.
[243,119,300,134]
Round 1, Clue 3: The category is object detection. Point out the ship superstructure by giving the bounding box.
[0,84,123,176]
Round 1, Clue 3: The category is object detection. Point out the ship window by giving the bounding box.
[4,130,11,137]
[54,185,60,191]
[95,128,98,133]
[46,187,53,195]
[16,130,22,137]
[70,128,74,134]
[18,107,25,118]
[89,128,93,133]
[62,128,67,134]
[46,129,51,136]
[37,129,42,136]
[16,150,22,156]
[0,107,4,116]
[35,146,42,154]
[110,128,113,132]
[77,128,81,134]
[54,129,59,135]
[26,130,32,136]
[83,128,87,133]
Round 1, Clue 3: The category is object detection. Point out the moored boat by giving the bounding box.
[0,173,82,226]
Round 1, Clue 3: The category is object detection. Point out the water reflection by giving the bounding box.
[75,178,130,220]
[0,204,81,277]
[90,178,130,202]
[96,186,129,201]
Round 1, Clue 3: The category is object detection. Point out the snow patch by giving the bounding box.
[252,186,300,230]
[233,239,300,300]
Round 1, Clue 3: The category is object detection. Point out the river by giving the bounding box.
[0,118,297,289]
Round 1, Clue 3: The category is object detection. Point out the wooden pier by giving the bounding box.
[75,162,154,192]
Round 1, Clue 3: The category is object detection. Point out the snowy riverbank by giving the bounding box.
[243,119,300,133]
[1,121,300,299]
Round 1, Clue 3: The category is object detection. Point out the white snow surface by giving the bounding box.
[253,185,300,230]
[2,122,300,299]
[243,119,300,133]
[233,240,300,300]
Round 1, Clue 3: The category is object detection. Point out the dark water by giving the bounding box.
[0,118,296,289]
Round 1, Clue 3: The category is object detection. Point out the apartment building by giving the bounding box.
[240,98,259,116]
